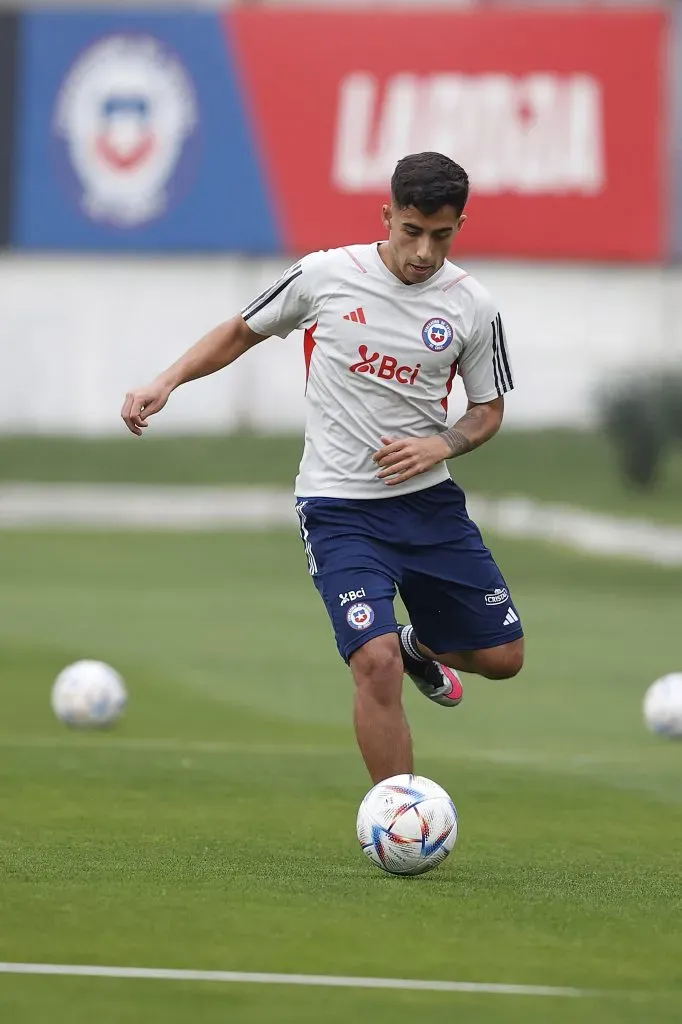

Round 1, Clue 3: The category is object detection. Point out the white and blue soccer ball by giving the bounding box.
[357,774,458,875]
[643,673,682,738]
[51,660,128,728]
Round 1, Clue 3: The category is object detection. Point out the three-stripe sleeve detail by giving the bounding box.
[496,313,513,391]
[492,314,513,396]
[242,265,303,322]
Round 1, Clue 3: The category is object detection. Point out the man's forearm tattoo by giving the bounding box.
[440,426,474,458]
[440,405,491,459]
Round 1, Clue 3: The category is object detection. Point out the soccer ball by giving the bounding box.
[643,673,682,737]
[51,660,128,728]
[357,773,458,875]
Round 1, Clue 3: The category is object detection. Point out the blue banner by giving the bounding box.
[13,12,281,251]
[0,15,17,247]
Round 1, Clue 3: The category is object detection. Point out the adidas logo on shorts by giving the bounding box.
[503,608,519,627]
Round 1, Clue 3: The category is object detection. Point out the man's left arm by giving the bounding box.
[440,397,504,458]
[374,398,503,484]
[375,291,512,485]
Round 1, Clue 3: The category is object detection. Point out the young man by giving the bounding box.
[122,151,524,783]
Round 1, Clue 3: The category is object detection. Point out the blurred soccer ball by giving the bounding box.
[51,660,127,728]
[357,773,458,875]
[643,673,682,738]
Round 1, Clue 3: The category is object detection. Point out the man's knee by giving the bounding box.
[474,639,524,680]
[350,633,403,703]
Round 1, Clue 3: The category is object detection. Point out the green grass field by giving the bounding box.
[1,429,682,522]
[1,525,681,1022]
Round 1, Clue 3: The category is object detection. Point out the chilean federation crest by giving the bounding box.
[52,35,199,227]
[346,603,375,631]
[422,318,454,352]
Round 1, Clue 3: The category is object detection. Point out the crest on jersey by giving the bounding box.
[422,318,454,352]
[52,34,199,227]
[346,603,375,631]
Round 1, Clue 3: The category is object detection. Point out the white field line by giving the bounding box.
[0,961,597,998]
[0,483,681,566]
[0,733,654,769]
[0,735,350,757]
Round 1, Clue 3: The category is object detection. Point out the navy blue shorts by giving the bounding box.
[295,480,523,663]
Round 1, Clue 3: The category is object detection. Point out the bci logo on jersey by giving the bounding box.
[422,318,454,353]
[349,345,421,385]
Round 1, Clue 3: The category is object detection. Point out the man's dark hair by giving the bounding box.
[391,152,469,217]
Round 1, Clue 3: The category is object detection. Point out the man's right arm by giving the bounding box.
[122,253,323,436]
[121,315,264,436]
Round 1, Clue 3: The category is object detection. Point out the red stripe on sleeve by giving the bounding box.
[303,323,318,392]
[441,359,459,413]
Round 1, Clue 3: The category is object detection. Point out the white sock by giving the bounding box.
[400,625,428,662]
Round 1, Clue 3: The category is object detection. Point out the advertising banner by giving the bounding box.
[13,9,668,259]
[0,15,18,247]
[13,13,280,251]
[231,9,667,261]
[672,2,682,259]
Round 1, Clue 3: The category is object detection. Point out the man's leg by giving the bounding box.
[350,632,413,783]
[417,636,525,679]
[398,595,524,703]
[293,496,410,780]
[399,500,524,699]
[398,624,464,707]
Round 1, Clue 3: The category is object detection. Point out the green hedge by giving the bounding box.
[601,374,682,489]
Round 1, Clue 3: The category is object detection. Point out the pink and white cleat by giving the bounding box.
[398,624,464,708]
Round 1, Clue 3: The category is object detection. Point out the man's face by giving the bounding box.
[381,202,465,285]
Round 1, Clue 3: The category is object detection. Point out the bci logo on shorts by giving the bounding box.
[485,588,509,606]
[339,588,366,607]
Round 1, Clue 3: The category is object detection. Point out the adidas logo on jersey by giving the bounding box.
[343,307,366,324]
[503,608,520,627]
[349,345,421,385]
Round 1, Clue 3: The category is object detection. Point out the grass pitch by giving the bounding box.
[1,428,682,523]
[0,527,681,1022]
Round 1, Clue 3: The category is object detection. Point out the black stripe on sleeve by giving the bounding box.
[493,338,508,395]
[242,264,302,321]
[491,318,503,397]
[496,314,513,390]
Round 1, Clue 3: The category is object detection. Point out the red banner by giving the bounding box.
[231,9,667,261]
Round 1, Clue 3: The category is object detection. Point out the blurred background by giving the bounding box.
[0,0,680,498]
[1,3,682,1022]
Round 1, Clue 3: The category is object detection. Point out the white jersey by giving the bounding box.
[242,243,513,499]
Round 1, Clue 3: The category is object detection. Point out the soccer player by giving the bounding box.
[122,152,524,783]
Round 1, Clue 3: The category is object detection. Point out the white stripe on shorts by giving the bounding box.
[295,501,318,576]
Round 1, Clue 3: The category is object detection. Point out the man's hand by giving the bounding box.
[120,317,267,437]
[121,381,173,436]
[373,434,451,486]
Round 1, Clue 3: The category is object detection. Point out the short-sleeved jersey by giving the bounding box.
[242,243,513,499]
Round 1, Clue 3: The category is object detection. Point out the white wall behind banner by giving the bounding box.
[1,255,680,436]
